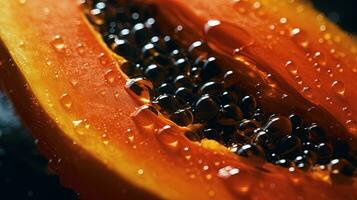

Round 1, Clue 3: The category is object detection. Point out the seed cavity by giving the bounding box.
[85,1,356,176]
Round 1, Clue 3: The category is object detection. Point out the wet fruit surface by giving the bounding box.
[86,0,356,174]
[0,0,356,199]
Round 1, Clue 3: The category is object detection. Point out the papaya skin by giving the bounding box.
[0,1,355,200]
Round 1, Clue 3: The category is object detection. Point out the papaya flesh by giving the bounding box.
[0,0,356,200]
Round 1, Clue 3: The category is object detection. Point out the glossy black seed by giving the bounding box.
[275,135,302,159]
[236,144,265,158]
[194,95,219,121]
[142,43,160,58]
[119,28,135,42]
[142,54,171,66]
[328,159,355,176]
[170,49,185,61]
[223,70,236,88]
[193,57,205,68]
[163,35,178,51]
[144,64,166,85]
[199,81,223,96]
[219,90,238,105]
[170,109,193,126]
[120,62,140,77]
[292,126,311,141]
[240,95,257,116]
[295,155,311,169]
[239,120,259,138]
[104,33,118,44]
[302,149,317,164]
[333,140,350,157]
[217,104,243,126]
[264,116,292,140]
[153,94,179,114]
[132,23,150,45]
[201,57,220,81]
[289,114,302,128]
[316,143,333,163]
[188,41,208,59]
[239,119,259,131]
[191,66,201,81]
[276,159,292,167]
[254,130,276,151]
[174,75,193,89]
[126,77,154,99]
[111,38,136,60]
[202,128,222,141]
[252,111,267,124]
[308,124,327,143]
[158,83,175,94]
[174,58,190,75]
[302,142,317,151]
[175,87,195,104]
[131,12,141,23]
[145,17,157,30]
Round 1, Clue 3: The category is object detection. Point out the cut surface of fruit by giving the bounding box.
[0,0,356,200]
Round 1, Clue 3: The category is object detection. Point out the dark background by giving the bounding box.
[0,1,356,200]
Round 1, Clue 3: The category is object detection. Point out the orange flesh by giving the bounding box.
[0,0,356,200]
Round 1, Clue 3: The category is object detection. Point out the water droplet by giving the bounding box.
[45,58,52,66]
[279,17,287,24]
[98,53,107,66]
[342,107,353,117]
[285,61,298,75]
[264,73,277,87]
[218,166,240,178]
[331,81,345,95]
[156,125,180,153]
[290,28,309,49]
[76,43,85,55]
[125,78,154,103]
[233,0,250,14]
[19,41,25,47]
[60,93,72,110]
[346,120,357,134]
[51,35,66,52]
[301,86,313,98]
[130,105,158,127]
[319,25,326,32]
[70,79,79,88]
[104,69,120,85]
[137,169,144,175]
[72,119,90,135]
[313,51,327,66]
[314,78,321,88]
[295,75,303,85]
[204,19,254,56]
[88,8,104,25]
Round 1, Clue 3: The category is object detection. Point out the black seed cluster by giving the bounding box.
[85,0,356,176]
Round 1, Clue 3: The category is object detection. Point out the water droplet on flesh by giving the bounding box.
[285,61,298,75]
[331,81,345,95]
[60,93,72,110]
[156,125,180,153]
[51,35,66,52]
[204,19,254,56]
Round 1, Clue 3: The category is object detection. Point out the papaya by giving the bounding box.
[0,0,356,199]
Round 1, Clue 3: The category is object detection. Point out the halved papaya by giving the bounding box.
[0,0,356,199]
